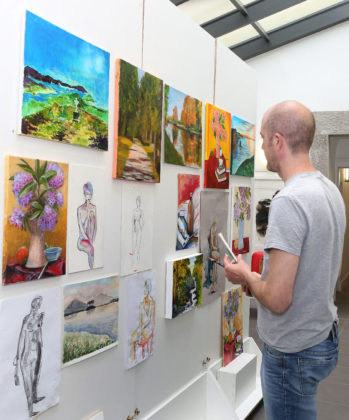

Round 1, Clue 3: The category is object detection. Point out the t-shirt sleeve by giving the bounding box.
[264,195,306,257]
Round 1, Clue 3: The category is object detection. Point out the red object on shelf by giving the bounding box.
[251,252,264,274]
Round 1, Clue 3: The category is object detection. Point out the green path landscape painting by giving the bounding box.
[113,59,163,182]
[21,11,110,151]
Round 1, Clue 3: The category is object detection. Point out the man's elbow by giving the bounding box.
[271,296,292,314]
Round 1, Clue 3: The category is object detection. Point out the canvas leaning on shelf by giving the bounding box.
[68,164,105,274]
[63,276,120,365]
[164,84,202,168]
[176,174,200,250]
[231,116,255,177]
[165,253,203,319]
[126,270,156,369]
[20,11,110,151]
[204,104,231,189]
[3,155,68,285]
[199,190,229,306]
[0,288,61,419]
[222,287,243,366]
[232,186,251,255]
[113,59,162,182]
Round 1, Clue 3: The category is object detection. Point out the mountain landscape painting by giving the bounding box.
[21,11,110,151]
[231,116,255,177]
[63,276,119,365]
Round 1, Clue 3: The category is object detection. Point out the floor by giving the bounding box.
[246,279,349,420]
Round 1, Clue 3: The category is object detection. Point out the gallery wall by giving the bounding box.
[0,0,257,419]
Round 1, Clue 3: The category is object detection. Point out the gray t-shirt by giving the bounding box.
[257,171,346,352]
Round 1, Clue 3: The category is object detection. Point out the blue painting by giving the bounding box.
[63,276,119,365]
[230,116,255,177]
[21,11,110,150]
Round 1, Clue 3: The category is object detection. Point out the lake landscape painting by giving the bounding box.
[21,11,110,150]
[231,116,255,177]
[164,85,202,168]
[113,59,162,182]
[63,276,119,365]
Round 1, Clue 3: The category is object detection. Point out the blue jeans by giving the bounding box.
[261,322,339,420]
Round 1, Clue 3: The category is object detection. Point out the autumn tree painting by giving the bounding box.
[164,85,202,168]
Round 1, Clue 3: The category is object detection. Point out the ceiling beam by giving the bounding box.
[231,2,349,60]
[170,0,190,6]
[201,0,306,38]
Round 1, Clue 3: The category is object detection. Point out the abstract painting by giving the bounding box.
[0,288,61,419]
[222,287,243,366]
[165,253,203,319]
[63,276,119,365]
[177,174,200,250]
[232,186,251,254]
[126,270,156,369]
[68,164,105,273]
[113,59,162,182]
[204,104,231,189]
[121,183,154,275]
[164,85,202,168]
[231,116,255,177]
[21,11,110,150]
[3,155,68,285]
[199,190,229,305]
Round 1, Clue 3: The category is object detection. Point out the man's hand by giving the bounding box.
[224,254,250,284]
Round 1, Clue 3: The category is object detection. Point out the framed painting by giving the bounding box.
[231,116,255,177]
[204,103,231,189]
[113,59,162,182]
[63,276,119,365]
[165,253,203,319]
[68,164,105,274]
[176,174,200,250]
[164,85,202,168]
[199,190,229,305]
[21,11,110,150]
[222,286,243,366]
[126,270,156,369]
[121,183,154,275]
[3,156,68,284]
[232,186,251,255]
[0,288,61,418]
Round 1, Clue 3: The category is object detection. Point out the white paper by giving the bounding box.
[68,164,105,273]
[125,270,156,369]
[121,183,155,275]
[0,288,61,420]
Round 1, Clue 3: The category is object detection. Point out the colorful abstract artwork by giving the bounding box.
[113,59,162,182]
[121,183,154,275]
[126,270,156,369]
[204,104,231,189]
[164,85,202,168]
[222,287,243,366]
[68,165,105,274]
[177,174,200,250]
[199,190,229,305]
[63,276,119,365]
[21,11,110,150]
[232,186,251,255]
[3,156,68,285]
[0,288,61,419]
[231,116,255,177]
[165,253,203,319]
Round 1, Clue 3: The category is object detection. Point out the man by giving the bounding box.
[224,101,346,419]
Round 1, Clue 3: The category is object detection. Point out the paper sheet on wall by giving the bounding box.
[0,288,61,419]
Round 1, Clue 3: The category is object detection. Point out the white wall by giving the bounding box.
[247,20,349,174]
[0,1,257,419]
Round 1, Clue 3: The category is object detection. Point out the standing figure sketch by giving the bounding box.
[132,195,145,265]
[14,296,45,418]
[207,221,220,293]
[77,182,97,269]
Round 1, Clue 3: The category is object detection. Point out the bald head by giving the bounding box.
[263,101,315,153]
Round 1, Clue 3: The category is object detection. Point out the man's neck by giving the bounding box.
[278,155,316,182]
